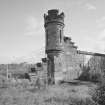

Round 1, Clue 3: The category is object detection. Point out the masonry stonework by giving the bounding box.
[44,9,65,84]
[44,9,105,84]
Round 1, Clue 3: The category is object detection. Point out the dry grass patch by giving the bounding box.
[0,81,97,105]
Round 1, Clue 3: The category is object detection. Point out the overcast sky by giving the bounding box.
[0,0,105,64]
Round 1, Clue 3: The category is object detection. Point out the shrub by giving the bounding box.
[78,66,90,81]
[89,73,102,83]
[0,75,9,88]
[78,68,103,83]
[78,71,90,81]
[92,83,105,105]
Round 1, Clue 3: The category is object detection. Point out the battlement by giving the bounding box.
[48,9,59,16]
[64,36,71,42]
[64,36,78,49]
[44,9,65,27]
[42,58,47,63]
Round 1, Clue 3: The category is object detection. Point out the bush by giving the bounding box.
[78,66,90,81]
[0,75,9,88]
[92,76,105,105]
[78,72,90,81]
[89,73,102,83]
[78,68,103,83]
[92,83,105,105]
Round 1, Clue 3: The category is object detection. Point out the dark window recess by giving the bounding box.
[60,30,62,43]
[46,30,49,45]
[31,67,36,73]
[36,63,42,67]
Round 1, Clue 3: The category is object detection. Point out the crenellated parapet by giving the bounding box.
[42,58,48,63]
[44,9,65,27]
[64,36,71,42]
[64,36,78,49]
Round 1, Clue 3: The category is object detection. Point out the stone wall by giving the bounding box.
[88,55,105,75]
[63,36,83,80]
[62,36,105,81]
[44,9,105,84]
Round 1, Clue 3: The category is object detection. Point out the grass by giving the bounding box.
[0,79,97,105]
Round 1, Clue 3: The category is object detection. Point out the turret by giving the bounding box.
[44,9,65,84]
[44,9,65,53]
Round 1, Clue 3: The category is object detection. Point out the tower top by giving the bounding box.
[48,9,59,15]
[44,9,65,27]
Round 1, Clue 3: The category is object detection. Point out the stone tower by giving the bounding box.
[44,9,65,84]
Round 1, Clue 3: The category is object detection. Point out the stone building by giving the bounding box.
[43,9,105,84]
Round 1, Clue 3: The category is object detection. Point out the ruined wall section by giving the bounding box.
[88,55,105,75]
[77,51,105,75]
[43,9,105,83]
[63,36,83,80]
[77,51,105,80]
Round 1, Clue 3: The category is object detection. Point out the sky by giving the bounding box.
[0,0,105,64]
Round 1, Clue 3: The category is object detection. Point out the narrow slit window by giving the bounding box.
[60,30,62,43]
[46,30,48,45]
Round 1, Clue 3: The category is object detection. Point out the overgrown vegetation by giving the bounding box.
[78,65,104,83]
[77,63,105,105]
[0,74,98,105]
[0,62,104,105]
[92,85,105,105]
[91,77,105,105]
